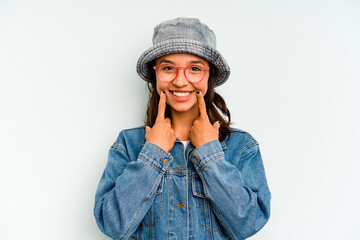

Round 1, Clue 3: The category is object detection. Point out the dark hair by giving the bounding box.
[144,60,233,142]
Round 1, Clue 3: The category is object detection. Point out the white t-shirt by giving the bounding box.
[180,140,190,151]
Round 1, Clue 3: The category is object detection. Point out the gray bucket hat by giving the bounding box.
[136,17,230,87]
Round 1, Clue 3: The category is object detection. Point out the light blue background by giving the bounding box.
[1,0,359,239]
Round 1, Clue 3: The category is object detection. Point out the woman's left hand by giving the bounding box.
[189,91,221,148]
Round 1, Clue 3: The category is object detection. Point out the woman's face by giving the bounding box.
[155,53,209,113]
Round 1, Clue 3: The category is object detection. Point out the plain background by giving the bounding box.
[1,0,359,239]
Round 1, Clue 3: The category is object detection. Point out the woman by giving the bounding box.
[94,17,271,240]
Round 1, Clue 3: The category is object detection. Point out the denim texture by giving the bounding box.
[94,126,271,240]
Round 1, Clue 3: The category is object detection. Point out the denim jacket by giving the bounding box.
[94,126,271,240]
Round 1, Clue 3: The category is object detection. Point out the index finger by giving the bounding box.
[157,91,166,120]
[196,91,208,119]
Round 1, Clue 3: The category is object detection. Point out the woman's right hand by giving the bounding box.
[145,91,176,152]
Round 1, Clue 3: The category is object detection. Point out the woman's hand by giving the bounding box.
[189,91,220,148]
[145,91,176,152]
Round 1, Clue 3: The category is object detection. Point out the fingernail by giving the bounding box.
[196,90,200,94]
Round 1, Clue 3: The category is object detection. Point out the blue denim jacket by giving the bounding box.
[94,126,271,240]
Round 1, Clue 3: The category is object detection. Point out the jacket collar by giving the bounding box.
[142,137,227,150]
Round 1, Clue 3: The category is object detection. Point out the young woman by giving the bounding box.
[94,17,271,240]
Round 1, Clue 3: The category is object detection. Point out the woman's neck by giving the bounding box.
[170,106,199,141]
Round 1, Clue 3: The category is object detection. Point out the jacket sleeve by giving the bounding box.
[93,131,173,240]
[189,139,271,240]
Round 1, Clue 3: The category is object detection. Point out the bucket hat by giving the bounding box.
[136,17,230,87]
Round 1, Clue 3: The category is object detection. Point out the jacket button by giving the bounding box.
[160,158,169,166]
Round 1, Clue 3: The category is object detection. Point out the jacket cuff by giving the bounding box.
[190,140,224,172]
[138,141,173,172]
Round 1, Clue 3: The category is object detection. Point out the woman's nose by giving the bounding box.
[172,69,189,87]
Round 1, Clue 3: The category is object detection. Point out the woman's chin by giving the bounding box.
[169,102,196,113]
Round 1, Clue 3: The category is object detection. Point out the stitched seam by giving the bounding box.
[145,141,172,158]
[138,156,165,173]
[193,178,219,232]
[189,140,220,159]
[120,198,147,240]
[142,176,163,227]
[164,171,187,176]
[208,202,235,239]
[242,142,259,154]
[111,143,127,154]
[197,222,220,231]
[196,196,219,232]
[188,181,192,238]
[143,201,162,228]
[144,175,163,200]
[197,222,220,232]
[143,219,161,227]
[198,154,224,172]
[167,175,171,240]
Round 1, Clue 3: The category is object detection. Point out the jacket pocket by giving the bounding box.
[142,177,163,227]
[192,176,219,232]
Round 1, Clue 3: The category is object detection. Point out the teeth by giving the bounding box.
[173,91,191,97]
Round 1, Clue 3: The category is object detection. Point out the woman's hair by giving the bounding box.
[144,60,233,142]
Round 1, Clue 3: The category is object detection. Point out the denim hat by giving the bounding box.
[136,17,230,87]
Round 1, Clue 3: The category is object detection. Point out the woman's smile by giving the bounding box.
[169,90,195,102]
[156,53,209,113]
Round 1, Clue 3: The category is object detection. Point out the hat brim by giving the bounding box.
[136,38,230,87]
